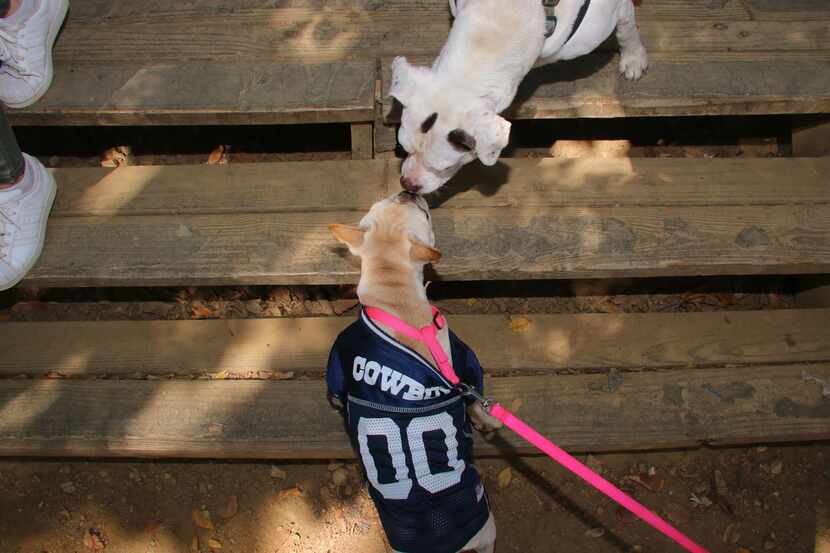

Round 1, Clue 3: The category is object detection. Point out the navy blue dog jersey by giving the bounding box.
[327,308,490,553]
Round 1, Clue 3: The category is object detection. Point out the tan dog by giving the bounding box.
[328,191,500,553]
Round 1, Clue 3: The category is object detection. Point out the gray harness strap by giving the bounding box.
[543,0,592,43]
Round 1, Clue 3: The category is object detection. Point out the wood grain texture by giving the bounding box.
[27,157,830,286]
[50,161,390,216]
[48,157,830,216]
[50,5,821,66]
[23,202,830,286]
[2,309,828,377]
[382,53,830,121]
[350,122,374,159]
[0,364,827,458]
[11,62,376,126]
[13,0,827,125]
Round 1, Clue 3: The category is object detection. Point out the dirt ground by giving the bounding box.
[1,444,827,553]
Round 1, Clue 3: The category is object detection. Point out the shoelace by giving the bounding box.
[0,24,36,78]
[0,204,21,260]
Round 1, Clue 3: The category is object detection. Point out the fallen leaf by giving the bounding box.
[219,495,238,519]
[509,317,531,333]
[737,548,752,553]
[770,460,783,476]
[585,528,605,538]
[270,467,287,480]
[100,146,130,168]
[191,301,214,319]
[497,468,512,489]
[190,535,199,553]
[278,487,303,499]
[207,538,223,550]
[83,528,106,550]
[192,508,215,530]
[210,370,231,380]
[207,145,230,165]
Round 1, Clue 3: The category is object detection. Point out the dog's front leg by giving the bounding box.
[616,0,648,79]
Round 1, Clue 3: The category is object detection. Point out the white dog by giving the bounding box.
[391,0,649,194]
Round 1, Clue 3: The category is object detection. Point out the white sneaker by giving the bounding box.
[0,153,55,290]
[0,0,69,108]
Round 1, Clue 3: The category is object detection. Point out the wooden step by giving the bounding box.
[1,308,828,458]
[10,0,829,129]
[1,364,827,459]
[380,52,830,124]
[2,309,829,378]
[22,157,830,287]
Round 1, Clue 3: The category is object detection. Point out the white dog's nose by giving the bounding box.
[400,176,422,194]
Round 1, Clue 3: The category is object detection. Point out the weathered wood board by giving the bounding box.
[12,0,829,125]
[2,309,828,377]
[22,157,830,287]
[12,62,376,126]
[381,54,830,122]
[0,365,826,458]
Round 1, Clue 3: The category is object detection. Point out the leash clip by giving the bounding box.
[455,382,493,410]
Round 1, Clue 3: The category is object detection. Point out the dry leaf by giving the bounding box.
[207,145,229,165]
[207,538,223,550]
[278,487,303,499]
[190,535,199,553]
[100,146,130,168]
[220,495,238,519]
[509,317,531,333]
[585,528,605,538]
[497,468,512,489]
[270,466,287,480]
[191,301,214,319]
[210,370,231,380]
[83,528,106,550]
[737,549,753,553]
[192,508,215,530]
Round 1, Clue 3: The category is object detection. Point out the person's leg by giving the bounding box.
[0,108,26,189]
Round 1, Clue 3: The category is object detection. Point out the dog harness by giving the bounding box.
[326,308,490,553]
[543,0,593,42]
[360,305,711,553]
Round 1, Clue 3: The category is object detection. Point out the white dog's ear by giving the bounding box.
[467,112,511,166]
[389,56,430,107]
[410,239,442,264]
[329,224,365,256]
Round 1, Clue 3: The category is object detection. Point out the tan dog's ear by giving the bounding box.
[410,239,441,264]
[329,224,366,256]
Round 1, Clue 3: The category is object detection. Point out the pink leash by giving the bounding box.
[365,306,709,553]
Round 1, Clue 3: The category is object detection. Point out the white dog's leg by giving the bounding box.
[457,513,497,553]
[616,0,648,80]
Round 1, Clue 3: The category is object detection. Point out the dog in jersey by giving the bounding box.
[392,0,649,194]
[328,192,501,553]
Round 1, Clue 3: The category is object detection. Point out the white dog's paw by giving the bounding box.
[619,46,648,80]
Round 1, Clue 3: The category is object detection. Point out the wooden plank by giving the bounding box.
[49,161,390,216]
[47,157,830,218]
[11,62,376,126]
[350,123,374,160]
[50,7,823,66]
[23,202,830,286]
[0,364,826,458]
[793,115,830,157]
[66,0,752,22]
[746,0,830,21]
[2,309,828,377]
[423,157,830,209]
[382,54,830,121]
